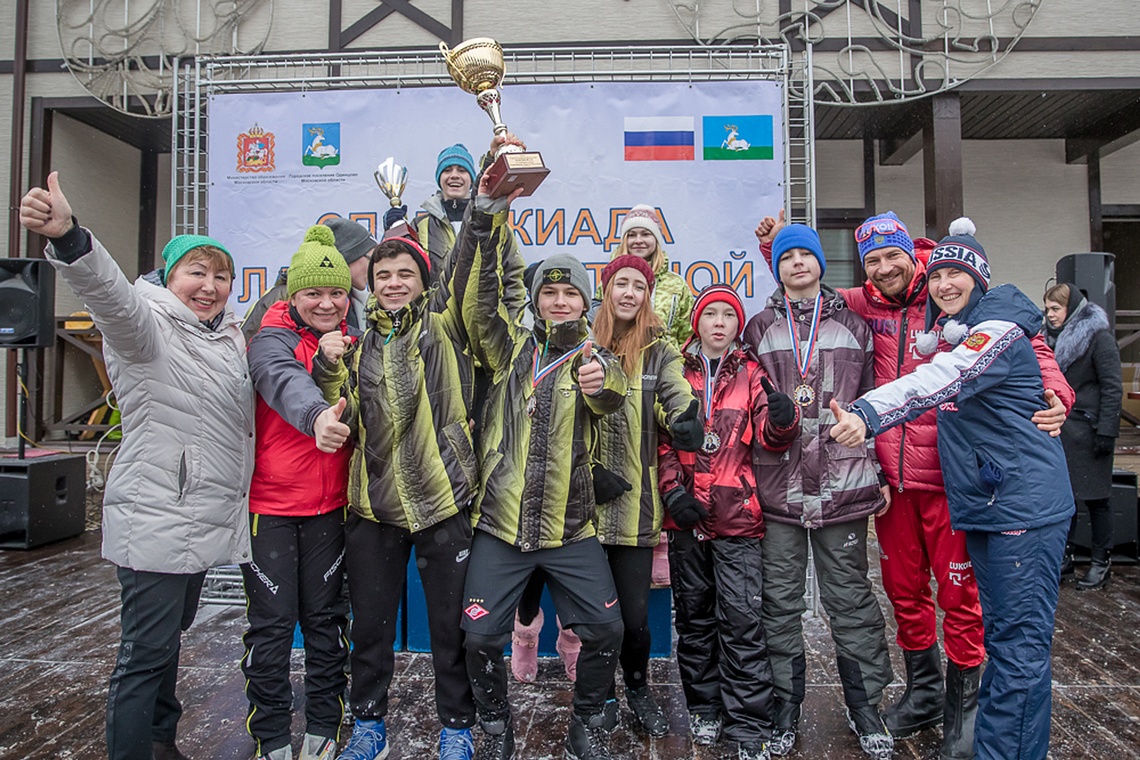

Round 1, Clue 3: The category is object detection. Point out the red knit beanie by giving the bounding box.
[691,284,745,338]
[601,254,655,292]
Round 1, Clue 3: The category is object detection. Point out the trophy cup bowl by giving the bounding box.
[439,38,549,198]
[374,157,407,208]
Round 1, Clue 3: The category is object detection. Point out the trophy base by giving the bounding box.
[485,151,549,198]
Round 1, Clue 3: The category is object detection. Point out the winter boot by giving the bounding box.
[739,742,772,760]
[1059,543,1075,581]
[256,746,292,760]
[336,718,389,760]
[768,699,800,757]
[626,686,669,737]
[689,712,722,746]
[651,536,671,587]
[510,608,544,683]
[555,618,582,682]
[565,711,612,759]
[439,728,475,760]
[601,698,620,732]
[845,705,894,760]
[153,739,191,760]
[475,717,515,760]
[883,644,944,737]
[300,733,337,760]
[940,660,981,760]
[1077,558,1111,591]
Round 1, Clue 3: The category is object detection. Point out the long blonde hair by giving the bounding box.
[593,280,663,378]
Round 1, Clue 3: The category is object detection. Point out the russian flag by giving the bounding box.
[623,116,695,161]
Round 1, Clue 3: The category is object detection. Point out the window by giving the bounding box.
[818,227,862,289]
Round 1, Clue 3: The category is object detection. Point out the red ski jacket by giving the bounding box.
[841,262,1074,492]
[658,341,797,540]
[247,301,357,516]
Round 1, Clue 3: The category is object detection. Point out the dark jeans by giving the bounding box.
[241,511,348,753]
[106,567,205,760]
[345,511,475,728]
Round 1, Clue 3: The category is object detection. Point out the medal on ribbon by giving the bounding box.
[784,293,822,408]
[528,341,586,418]
[698,352,720,453]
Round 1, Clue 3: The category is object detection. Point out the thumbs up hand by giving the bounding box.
[669,399,705,452]
[577,340,605,396]
[314,397,351,453]
[319,331,352,364]
[760,376,797,429]
[20,171,75,238]
[829,399,867,448]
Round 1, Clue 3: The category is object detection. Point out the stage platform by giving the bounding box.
[0,529,1137,758]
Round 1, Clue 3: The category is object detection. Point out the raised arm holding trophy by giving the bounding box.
[439,37,549,197]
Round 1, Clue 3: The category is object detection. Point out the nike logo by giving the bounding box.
[456,549,470,563]
[604,598,618,609]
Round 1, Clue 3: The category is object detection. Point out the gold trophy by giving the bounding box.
[439,37,549,197]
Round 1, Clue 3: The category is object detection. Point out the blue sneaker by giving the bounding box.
[439,727,475,760]
[336,719,389,760]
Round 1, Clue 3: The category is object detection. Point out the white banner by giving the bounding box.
[206,80,784,314]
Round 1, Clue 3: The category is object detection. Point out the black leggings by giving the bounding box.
[1068,497,1114,561]
[516,544,654,691]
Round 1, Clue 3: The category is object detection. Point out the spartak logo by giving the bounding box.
[464,603,490,621]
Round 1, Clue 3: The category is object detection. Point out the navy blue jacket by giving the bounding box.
[851,285,1075,533]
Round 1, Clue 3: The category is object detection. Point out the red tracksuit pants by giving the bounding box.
[876,489,985,668]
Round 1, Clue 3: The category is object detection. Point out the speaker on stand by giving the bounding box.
[0,259,86,549]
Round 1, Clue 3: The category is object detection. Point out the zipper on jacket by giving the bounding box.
[895,308,909,492]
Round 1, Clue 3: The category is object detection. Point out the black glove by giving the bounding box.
[593,464,632,504]
[383,205,408,231]
[664,486,709,530]
[761,376,796,429]
[1094,435,1115,458]
[669,400,704,452]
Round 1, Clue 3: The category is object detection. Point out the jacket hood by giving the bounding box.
[1052,300,1111,372]
[681,337,747,372]
[421,191,468,222]
[964,284,1043,336]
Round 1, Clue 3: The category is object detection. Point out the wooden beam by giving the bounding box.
[138,150,159,279]
[923,92,963,238]
[1088,150,1103,251]
[879,129,923,166]
[1066,95,1140,164]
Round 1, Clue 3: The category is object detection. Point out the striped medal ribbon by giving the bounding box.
[528,341,587,416]
[698,352,720,453]
[784,292,822,407]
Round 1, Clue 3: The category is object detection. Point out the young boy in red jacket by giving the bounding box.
[659,284,799,760]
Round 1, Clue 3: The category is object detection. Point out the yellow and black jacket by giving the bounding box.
[313,242,478,533]
[461,200,628,551]
[593,336,697,547]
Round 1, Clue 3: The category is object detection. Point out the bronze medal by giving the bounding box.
[701,431,721,454]
[526,395,537,418]
[793,384,816,407]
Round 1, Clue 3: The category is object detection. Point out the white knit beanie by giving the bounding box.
[619,205,666,252]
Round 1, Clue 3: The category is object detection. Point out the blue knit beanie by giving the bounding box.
[855,211,914,263]
[435,143,477,188]
[771,224,826,284]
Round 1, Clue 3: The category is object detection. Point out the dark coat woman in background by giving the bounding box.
[1044,283,1123,590]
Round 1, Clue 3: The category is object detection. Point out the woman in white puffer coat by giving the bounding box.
[20,172,255,760]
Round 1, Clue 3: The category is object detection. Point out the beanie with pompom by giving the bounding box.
[287,225,353,298]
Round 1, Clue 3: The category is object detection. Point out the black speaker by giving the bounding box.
[1055,252,1115,332]
[0,454,86,549]
[0,259,55,348]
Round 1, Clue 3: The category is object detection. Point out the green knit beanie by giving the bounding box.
[287,225,352,298]
[161,234,232,279]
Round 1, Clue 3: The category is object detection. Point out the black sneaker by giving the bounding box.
[626,686,669,737]
[565,711,612,760]
[845,705,894,760]
[476,717,515,760]
[739,742,772,760]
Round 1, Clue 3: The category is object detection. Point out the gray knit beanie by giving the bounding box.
[530,253,592,308]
